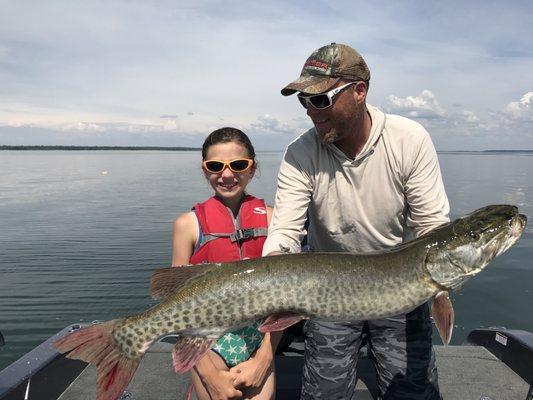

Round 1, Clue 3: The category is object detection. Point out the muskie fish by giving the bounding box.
[54,205,526,400]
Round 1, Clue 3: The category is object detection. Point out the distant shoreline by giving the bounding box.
[0,145,200,151]
[438,150,533,154]
[1,145,532,153]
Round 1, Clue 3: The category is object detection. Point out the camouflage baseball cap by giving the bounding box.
[281,43,371,96]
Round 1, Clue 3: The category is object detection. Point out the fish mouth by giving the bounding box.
[483,213,527,260]
[514,214,527,237]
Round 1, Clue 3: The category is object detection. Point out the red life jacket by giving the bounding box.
[189,195,268,264]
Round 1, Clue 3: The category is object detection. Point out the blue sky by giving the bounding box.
[0,0,532,150]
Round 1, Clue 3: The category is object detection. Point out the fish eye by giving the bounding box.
[470,232,480,241]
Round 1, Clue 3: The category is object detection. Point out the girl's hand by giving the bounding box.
[230,351,272,389]
[204,370,243,400]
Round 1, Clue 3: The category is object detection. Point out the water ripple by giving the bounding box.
[1,151,531,370]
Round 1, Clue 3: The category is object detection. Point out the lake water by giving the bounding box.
[0,150,532,370]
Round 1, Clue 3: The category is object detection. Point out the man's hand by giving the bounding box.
[265,251,284,256]
[230,352,272,389]
[203,370,243,400]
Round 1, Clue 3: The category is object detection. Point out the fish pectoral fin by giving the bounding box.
[150,265,220,300]
[431,291,455,346]
[259,312,305,333]
[171,335,216,373]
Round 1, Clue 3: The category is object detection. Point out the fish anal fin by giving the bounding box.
[172,336,216,373]
[431,291,455,345]
[97,353,139,400]
[259,312,304,333]
[150,265,219,300]
[53,320,142,400]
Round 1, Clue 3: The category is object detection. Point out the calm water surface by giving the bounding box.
[0,150,532,370]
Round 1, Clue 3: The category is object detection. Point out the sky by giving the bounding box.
[0,0,532,151]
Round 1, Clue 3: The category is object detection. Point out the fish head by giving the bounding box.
[426,205,526,289]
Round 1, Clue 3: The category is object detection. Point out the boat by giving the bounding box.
[1,323,532,400]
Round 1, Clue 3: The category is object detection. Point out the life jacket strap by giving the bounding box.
[230,227,268,243]
[200,228,268,246]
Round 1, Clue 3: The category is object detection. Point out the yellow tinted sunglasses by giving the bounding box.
[203,158,254,173]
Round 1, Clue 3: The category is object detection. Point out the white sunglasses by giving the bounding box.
[297,82,357,109]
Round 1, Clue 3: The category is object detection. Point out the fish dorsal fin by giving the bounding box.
[171,335,216,373]
[150,265,220,300]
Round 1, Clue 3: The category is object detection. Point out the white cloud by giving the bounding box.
[445,110,489,136]
[503,92,533,121]
[290,116,313,131]
[249,114,295,135]
[460,110,480,124]
[61,122,106,132]
[0,2,532,149]
[0,110,245,137]
[387,90,446,118]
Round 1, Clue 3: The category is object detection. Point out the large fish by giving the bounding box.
[54,205,526,400]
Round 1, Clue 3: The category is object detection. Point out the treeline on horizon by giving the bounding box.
[0,145,201,151]
[1,145,532,153]
[438,149,533,153]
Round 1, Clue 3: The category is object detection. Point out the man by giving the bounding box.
[262,43,450,399]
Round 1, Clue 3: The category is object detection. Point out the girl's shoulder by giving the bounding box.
[172,211,199,267]
[173,211,198,234]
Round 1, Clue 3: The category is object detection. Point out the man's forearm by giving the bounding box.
[262,233,301,256]
[255,331,284,362]
[262,147,312,256]
[265,251,284,256]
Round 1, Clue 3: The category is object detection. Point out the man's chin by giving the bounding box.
[317,128,339,145]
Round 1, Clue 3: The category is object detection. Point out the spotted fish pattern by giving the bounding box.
[54,205,526,400]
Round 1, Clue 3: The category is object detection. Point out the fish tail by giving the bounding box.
[54,320,142,400]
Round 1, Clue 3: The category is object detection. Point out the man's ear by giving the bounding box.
[354,81,367,102]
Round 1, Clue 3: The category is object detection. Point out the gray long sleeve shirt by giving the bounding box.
[262,104,450,255]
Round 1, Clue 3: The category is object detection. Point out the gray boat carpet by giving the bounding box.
[58,344,529,400]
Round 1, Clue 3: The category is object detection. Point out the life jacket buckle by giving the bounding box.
[230,228,255,242]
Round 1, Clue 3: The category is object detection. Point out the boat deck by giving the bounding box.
[56,341,530,400]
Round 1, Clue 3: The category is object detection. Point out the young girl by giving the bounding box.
[172,127,280,400]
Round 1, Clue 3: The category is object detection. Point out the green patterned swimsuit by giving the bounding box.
[211,320,264,367]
